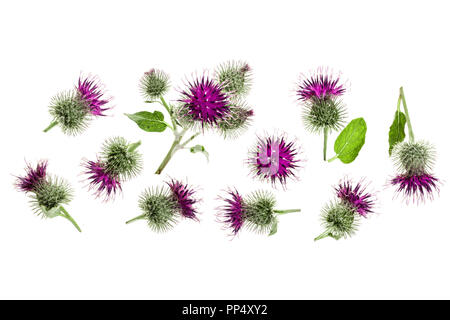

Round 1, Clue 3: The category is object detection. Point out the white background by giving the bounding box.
[0,0,449,299]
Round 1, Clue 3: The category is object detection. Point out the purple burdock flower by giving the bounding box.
[391,173,439,203]
[249,134,300,187]
[83,160,121,200]
[336,179,375,217]
[16,160,48,193]
[77,76,110,116]
[297,68,345,101]
[218,189,246,235]
[167,179,199,220]
[179,76,231,128]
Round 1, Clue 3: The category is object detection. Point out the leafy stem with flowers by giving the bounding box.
[126,62,254,175]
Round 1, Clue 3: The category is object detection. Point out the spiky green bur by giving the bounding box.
[140,69,170,99]
[319,202,358,240]
[30,177,73,218]
[216,61,251,97]
[137,188,178,232]
[49,91,90,135]
[217,103,253,138]
[244,191,277,234]
[303,98,346,133]
[101,137,142,181]
[392,140,434,175]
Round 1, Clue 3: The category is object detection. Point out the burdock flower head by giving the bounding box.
[217,189,301,237]
[215,61,252,97]
[140,68,170,100]
[315,177,375,241]
[388,87,440,203]
[126,179,200,231]
[248,132,302,188]
[126,61,254,175]
[296,68,370,163]
[43,75,111,135]
[83,137,142,200]
[15,160,81,232]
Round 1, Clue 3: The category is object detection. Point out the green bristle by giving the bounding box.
[30,176,73,218]
[319,201,358,240]
[244,190,277,234]
[392,140,435,175]
[216,61,252,97]
[140,69,170,100]
[101,137,142,181]
[138,187,178,232]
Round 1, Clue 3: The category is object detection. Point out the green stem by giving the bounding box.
[43,121,58,133]
[399,87,415,142]
[126,214,147,224]
[180,132,200,149]
[323,127,328,161]
[274,209,301,215]
[160,96,177,129]
[154,129,187,175]
[128,140,142,153]
[59,206,81,232]
[314,231,331,241]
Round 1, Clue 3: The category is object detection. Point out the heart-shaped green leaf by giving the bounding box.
[190,144,209,162]
[333,117,367,164]
[125,111,167,132]
[388,110,406,156]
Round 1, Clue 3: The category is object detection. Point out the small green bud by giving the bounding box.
[140,69,170,99]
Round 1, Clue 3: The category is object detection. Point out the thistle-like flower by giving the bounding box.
[140,68,170,100]
[83,160,122,200]
[391,141,439,203]
[177,76,231,129]
[217,189,301,237]
[315,177,376,241]
[127,62,254,175]
[215,61,252,97]
[43,75,111,135]
[126,179,200,231]
[15,161,81,232]
[248,133,301,188]
[388,87,440,204]
[315,201,358,241]
[83,137,142,201]
[296,67,348,161]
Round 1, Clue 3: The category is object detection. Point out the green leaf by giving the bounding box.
[333,117,367,164]
[388,110,406,156]
[268,220,278,236]
[190,144,209,162]
[125,111,167,132]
